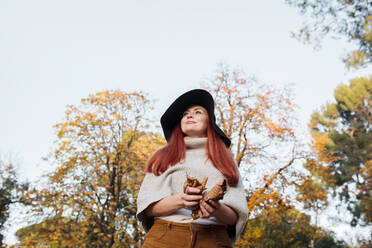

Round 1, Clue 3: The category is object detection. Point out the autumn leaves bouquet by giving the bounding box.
[183,174,227,220]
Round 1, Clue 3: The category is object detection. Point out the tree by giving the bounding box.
[202,64,309,244]
[16,90,165,247]
[203,64,298,169]
[285,0,372,68]
[308,76,372,226]
[235,202,347,248]
[16,217,77,247]
[203,64,304,204]
[295,165,328,226]
[0,159,26,247]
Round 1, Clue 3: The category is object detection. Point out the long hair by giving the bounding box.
[146,122,239,186]
[205,122,239,186]
[146,124,186,176]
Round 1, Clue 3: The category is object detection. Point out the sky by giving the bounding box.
[0,0,371,245]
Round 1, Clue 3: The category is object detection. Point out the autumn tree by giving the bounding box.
[307,76,372,226]
[235,202,347,248]
[202,64,308,245]
[16,90,165,247]
[203,64,298,169]
[295,160,329,226]
[0,158,27,247]
[284,0,372,68]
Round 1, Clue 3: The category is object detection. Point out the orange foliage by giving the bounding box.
[202,64,308,246]
[16,90,165,247]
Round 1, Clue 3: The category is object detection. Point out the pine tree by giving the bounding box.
[308,76,372,226]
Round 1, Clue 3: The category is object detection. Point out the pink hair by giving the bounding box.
[146,122,239,186]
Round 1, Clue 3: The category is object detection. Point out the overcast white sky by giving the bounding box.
[1,0,371,244]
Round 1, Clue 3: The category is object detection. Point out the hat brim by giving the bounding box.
[160,89,231,147]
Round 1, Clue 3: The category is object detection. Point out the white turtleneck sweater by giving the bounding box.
[136,137,248,243]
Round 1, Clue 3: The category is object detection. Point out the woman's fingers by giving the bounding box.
[208,200,221,209]
[204,200,216,212]
[182,194,202,201]
[199,201,211,218]
[185,186,201,195]
[181,188,221,214]
[181,193,202,208]
[199,200,220,218]
[182,187,203,208]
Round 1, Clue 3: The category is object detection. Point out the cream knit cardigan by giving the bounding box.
[136,137,248,243]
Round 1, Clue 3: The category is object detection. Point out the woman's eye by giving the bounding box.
[183,112,189,116]
[196,111,202,114]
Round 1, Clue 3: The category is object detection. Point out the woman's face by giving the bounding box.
[181,105,209,137]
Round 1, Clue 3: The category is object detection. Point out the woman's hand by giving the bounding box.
[199,199,221,218]
[199,200,238,226]
[146,187,202,217]
[180,186,203,209]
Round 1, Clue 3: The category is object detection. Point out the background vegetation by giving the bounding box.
[1,0,371,247]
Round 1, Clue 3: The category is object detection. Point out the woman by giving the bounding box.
[137,89,248,248]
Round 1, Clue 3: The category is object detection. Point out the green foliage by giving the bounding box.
[0,160,27,246]
[308,76,372,226]
[285,0,372,68]
[236,203,346,248]
[0,163,16,246]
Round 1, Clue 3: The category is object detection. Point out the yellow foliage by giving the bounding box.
[311,133,341,164]
[203,65,307,247]
[16,90,159,247]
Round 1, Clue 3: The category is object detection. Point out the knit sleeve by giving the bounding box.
[136,172,173,232]
[220,173,248,242]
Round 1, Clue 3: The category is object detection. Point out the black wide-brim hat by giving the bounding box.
[160,89,231,147]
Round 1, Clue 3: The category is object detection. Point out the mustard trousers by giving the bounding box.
[143,219,232,248]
